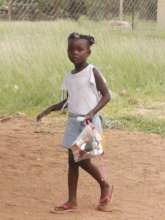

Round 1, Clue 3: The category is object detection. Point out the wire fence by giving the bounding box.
[0,0,163,31]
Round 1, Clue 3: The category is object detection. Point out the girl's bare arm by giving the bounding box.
[85,68,111,119]
[36,98,68,121]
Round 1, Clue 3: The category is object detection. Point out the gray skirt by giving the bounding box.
[63,113,103,149]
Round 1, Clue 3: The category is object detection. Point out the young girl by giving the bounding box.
[36,32,113,212]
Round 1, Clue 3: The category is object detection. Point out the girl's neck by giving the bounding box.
[73,62,88,74]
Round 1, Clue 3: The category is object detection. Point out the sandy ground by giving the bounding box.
[0,115,165,220]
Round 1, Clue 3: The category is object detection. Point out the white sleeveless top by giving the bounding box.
[61,64,106,115]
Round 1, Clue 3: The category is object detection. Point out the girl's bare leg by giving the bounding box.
[67,150,79,206]
[79,159,110,199]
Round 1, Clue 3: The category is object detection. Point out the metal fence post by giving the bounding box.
[132,0,135,31]
[119,0,124,21]
[8,0,13,21]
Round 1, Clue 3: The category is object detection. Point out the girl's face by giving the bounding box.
[67,39,90,65]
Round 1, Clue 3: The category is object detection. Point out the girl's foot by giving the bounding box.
[97,185,114,212]
[100,182,110,200]
[50,201,77,213]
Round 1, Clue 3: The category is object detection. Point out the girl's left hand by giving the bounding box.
[85,111,95,122]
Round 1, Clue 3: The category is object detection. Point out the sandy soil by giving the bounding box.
[0,116,165,220]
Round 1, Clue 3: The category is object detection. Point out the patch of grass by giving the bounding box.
[105,115,165,137]
[0,20,165,136]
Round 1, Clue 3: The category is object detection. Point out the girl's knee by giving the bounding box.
[68,150,78,167]
[79,159,91,168]
[68,156,75,167]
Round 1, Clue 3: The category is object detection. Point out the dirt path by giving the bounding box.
[0,116,165,220]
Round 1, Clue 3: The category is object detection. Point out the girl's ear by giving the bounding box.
[88,49,91,56]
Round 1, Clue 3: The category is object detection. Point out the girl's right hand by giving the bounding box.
[36,112,45,122]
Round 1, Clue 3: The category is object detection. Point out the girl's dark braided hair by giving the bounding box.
[68,32,95,46]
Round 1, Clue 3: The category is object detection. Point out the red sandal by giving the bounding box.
[97,185,114,211]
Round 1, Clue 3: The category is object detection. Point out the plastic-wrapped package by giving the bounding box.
[70,122,104,162]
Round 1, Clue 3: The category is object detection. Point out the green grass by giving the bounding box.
[104,115,165,137]
[0,19,165,136]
